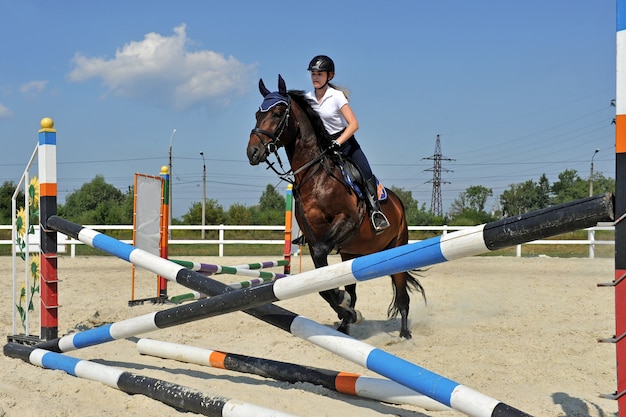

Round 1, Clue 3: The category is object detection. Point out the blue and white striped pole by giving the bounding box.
[3,343,299,417]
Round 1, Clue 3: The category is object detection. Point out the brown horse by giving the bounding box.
[246,75,424,339]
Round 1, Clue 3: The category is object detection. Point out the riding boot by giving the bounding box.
[364,176,390,232]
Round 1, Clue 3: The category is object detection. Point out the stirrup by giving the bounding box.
[371,211,390,232]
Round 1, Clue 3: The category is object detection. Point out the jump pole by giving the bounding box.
[137,339,450,411]
[3,343,299,417]
[32,194,613,417]
[170,275,281,304]
[170,259,288,280]
[136,338,449,411]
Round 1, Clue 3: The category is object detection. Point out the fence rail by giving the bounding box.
[0,222,615,258]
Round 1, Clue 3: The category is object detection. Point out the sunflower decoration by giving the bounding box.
[27,256,40,312]
[15,206,27,239]
[16,284,27,328]
[28,176,40,213]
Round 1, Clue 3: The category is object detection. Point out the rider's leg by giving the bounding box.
[364,175,390,232]
[347,147,390,232]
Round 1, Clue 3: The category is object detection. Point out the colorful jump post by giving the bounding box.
[609,1,626,414]
[3,343,299,417]
[158,166,169,297]
[38,117,58,341]
[29,193,613,417]
[283,184,294,274]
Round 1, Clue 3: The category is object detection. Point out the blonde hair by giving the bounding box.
[329,82,351,101]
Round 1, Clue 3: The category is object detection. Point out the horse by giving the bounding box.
[246,75,425,339]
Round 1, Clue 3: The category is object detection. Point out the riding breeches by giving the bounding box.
[333,134,374,180]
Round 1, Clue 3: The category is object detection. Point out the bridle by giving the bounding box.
[250,100,292,178]
[250,96,337,185]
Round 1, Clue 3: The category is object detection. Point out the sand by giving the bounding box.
[0,254,619,417]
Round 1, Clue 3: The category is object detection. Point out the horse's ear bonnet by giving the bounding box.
[258,74,290,112]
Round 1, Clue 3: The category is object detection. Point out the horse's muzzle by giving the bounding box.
[247,144,264,165]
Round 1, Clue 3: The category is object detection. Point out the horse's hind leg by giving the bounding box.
[391,272,412,339]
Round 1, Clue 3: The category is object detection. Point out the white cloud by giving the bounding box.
[0,103,14,119]
[67,24,255,110]
[20,80,48,94]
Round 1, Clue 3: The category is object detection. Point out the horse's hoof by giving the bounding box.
[353,310,363,324]
[337,324,349,335]
[399,329,412,340]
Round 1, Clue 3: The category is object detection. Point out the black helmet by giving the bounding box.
[308,55,335,72]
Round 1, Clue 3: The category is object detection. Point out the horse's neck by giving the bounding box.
[285,107,327,176]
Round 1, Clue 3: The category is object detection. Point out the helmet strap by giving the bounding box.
[314,72,333,91]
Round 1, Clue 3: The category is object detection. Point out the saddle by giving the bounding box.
[291,157,387,247]
[339,159,388,202]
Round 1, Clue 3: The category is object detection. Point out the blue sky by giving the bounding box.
[0,1,617,218]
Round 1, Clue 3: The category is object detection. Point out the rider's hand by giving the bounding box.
[329,140,341,151]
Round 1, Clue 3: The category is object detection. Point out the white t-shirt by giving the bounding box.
[305,87,349,135]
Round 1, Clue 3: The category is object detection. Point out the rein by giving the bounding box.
[251,99,335,184]
[251,94,356,246]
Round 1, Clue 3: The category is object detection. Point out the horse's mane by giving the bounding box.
[287,90,333,148]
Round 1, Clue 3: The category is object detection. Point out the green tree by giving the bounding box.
[256,184,285,225]
[388,186,439,225]
[226,203,252,225]
[58,175,131,224]
[592,172,615,196]
[449,185,495,225]
[181,199,225,225]
[536,174,551,208]
[450,185,493,215]
[551,169,587,205]
[0,181,24,224]
[259,184,285,211]
[500,180,542,217]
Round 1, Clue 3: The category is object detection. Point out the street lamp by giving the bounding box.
[168,129,177,238]
[589,148,599,197]
[200,151,206,239]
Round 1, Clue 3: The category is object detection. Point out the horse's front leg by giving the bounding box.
[310,245,357,334]
[336,283,361,333]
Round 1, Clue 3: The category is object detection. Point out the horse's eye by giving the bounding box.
[272,110,282,119]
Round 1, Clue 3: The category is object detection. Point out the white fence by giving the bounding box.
[0,223,615,258]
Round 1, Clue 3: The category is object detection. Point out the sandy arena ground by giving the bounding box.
[0,254,619,417]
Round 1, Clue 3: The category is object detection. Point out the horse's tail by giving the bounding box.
[387,269,427,318]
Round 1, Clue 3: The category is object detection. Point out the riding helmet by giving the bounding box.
[308,55,335,73]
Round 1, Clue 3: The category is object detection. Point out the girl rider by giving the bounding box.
[305,55,390,232]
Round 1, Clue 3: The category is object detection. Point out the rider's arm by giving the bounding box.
[335,103,359,145]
